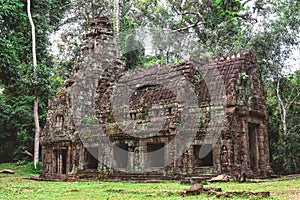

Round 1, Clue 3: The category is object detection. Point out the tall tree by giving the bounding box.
[27,0,40,169]
[248,0,300,174]
[0,0,70,163]
[268,71,300,174]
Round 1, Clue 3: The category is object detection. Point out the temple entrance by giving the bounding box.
[193,144,213,167]
[248,123,259,171]
[85,147,98,169]
[113,144,129,168]
[54,149,67,174]
[147,143,164,167]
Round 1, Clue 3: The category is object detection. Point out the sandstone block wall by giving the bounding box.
[40,16,271,179]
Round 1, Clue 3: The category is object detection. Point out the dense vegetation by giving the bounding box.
[0,0,71,162]
[0,0,299,175]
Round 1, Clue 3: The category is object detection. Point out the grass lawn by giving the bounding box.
[0,162,299,199]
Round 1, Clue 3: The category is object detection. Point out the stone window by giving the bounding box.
[147,143,164,167]
[130,112,137,120]
[54,149,67,174]
[193,144,213,167]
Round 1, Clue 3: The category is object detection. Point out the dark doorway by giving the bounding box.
[147,143,164,167]
[113,144,128,168]
[193,144,213,167]
[54,149,67,174]
[248,123,259,170]
[85,147,98,169]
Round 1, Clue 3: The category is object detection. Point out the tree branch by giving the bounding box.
[286,91,300,110]
[236,14,258,23]
[288,124,300,135]
[275,78,287,134]
[171,21,205,33]
[242,0,252,7]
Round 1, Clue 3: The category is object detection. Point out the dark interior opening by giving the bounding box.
[85,147,98,169]
[248,123,259,170]
[54,149,67,174]
[193,144,213,167]
[147,143,164,167]
[113,144,128,168]
[168,107,172,115]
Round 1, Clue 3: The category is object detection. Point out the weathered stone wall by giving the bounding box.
[41,16,271,179]
[95,51,269,176]
[40,16,124,178]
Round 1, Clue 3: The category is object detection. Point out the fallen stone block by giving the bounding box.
[182,184,203,196]
[209,174,229,182]
[0,169,15,174]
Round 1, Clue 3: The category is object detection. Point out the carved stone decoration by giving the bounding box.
[40,16,272,179]
[221,145,229,166]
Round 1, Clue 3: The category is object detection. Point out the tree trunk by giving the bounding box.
[282,108,287,136]
[114,0,123,57]
[33,87,40,168]
[115,0,121,36]
[276,79,288,136]
[27,0,40,169]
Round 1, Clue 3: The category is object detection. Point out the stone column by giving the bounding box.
[262,124,270,170]
[241,119,250,173]
[258,124,266,172]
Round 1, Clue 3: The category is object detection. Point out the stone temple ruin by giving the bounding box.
[40,16,271,180]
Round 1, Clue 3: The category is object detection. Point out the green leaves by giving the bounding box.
[0,0,70,162]
[268,70,300,174]
[0,0,24,15]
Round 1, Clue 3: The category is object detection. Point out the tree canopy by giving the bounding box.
[0,0,70,162]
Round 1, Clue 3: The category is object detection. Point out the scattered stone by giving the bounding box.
[0,169,14,174]
[181,184,222,197]
[209,174,229,182]
[203,186,222,192]
[239,172,247,183]
[185,184,203,196]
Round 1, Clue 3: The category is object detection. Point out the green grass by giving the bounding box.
[0,162,299,199]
